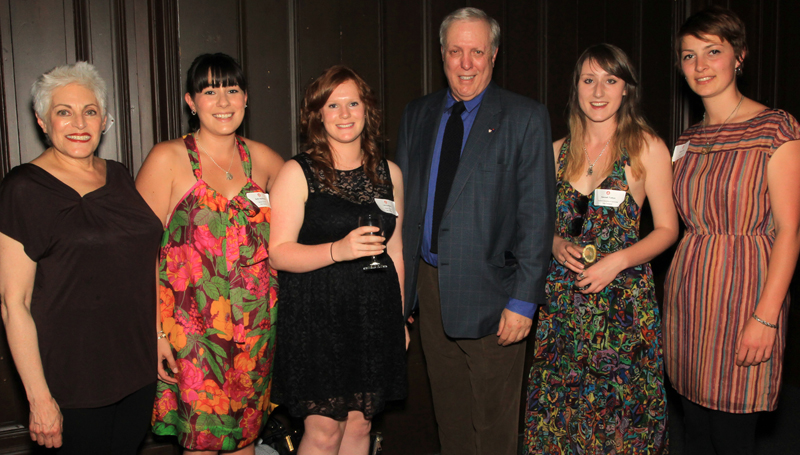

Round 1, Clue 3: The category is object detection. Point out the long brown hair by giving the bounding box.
[564,44,656,181]
[299,65,384,189]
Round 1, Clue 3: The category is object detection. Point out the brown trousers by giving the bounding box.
[417,260,526,455]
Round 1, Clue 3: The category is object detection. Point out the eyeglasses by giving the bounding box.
[569,195,589,237]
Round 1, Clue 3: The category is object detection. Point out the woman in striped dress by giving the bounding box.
[665,6,800,454]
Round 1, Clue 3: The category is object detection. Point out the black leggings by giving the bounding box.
[681,395,761,455]
[44,382,157,455]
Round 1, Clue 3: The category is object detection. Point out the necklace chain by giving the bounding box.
[701,94,744,154]
[582,138,611,176]
[194,134,236,180]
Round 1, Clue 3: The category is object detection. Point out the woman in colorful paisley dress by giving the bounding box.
[665,7,800,454]
[136,53,284,454]
[524,44,678,454]
[269,65,408,455]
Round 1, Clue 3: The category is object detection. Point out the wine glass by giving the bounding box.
[359,213,388,271]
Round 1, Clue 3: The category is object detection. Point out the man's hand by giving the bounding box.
[496,308,532,346]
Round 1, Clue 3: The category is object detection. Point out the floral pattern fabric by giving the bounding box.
[152,135,278,451]
[524,139,668,454]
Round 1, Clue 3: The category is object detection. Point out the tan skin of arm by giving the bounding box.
[0,233,63,448]
[269,159,410,348]
[735,139,800,367]
[135,137,284,382]
[552,134,679,292]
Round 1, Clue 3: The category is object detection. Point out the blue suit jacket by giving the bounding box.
[396,82,556,339]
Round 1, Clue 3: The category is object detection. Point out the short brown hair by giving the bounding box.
[676,6,747,65]
[300,65,384,189]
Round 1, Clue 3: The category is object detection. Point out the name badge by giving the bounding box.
[374,198,398,216]
[593,189,626,208]
[672,142,689,162]
[246,192,270,208]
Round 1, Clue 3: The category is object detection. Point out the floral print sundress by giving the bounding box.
[152,134,278,451]
[525,138,668,454]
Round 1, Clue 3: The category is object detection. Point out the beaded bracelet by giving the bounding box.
[752,313,778,329]
[157,330,167,340]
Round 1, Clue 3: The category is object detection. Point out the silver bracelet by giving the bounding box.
[157,330,167,340]
[752,313,778,329]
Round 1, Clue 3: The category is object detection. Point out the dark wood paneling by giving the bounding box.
[177,0,242,135]
[504,1,546,103]
[3,2,800,454]
[241,0,294,159]
[0,0,13,176]
[545,0,579,139]
[7,0,73,165]
[149,0,182,145]
[383,0,425,159]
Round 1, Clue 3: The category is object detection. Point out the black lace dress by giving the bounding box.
[272,153,407,420]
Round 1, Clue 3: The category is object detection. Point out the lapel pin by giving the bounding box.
[488,128,495,133]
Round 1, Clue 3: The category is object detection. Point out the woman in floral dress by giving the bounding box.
[136,53,284,454]
[525,44,677,454]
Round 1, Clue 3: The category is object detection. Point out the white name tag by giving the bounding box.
[246,192,270,208]
[374,198,398,216]
[672,142,689,162]
[593,189,627,208]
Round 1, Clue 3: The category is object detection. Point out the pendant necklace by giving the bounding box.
[583,138,611,176]
[195,134,236,180]
[701,93,744,154]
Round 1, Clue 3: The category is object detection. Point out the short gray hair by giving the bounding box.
[31,61,107,121]
[439,7,500,54]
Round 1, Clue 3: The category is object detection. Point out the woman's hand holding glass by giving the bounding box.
[330,225,386,263]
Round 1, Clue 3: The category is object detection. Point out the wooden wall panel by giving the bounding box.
[241,0,294,158]
[6,0,73,165]
[383,0,425,158]
[177,0,242,136]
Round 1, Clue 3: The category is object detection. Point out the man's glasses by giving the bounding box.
[569,195,589,237]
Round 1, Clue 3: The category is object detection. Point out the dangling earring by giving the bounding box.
[191,110,197,115]
[735,66,742,76]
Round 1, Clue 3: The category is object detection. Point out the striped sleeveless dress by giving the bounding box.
[664,109,799,413]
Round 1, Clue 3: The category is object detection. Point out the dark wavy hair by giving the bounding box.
[300,65,384,189]
[564,44,656,181]
[676,6,747,70]
[185,53,247,132]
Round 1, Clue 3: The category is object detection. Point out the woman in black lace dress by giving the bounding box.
[269,65,408,455]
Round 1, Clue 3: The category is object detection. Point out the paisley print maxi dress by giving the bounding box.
[525,139,668,454]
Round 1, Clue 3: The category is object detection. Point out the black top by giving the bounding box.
[0,161,163,408]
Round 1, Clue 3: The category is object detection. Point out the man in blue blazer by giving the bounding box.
[395,7,555,455]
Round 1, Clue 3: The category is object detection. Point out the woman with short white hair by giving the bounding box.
[0,62,162,454]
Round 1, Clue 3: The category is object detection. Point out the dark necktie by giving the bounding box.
[431,101,465,254]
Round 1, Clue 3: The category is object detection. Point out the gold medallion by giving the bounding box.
[582,244,597,264]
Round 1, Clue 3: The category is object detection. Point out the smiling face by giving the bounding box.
[442,19,497,102]
[321,79,366,151]
[577,59,627,125]
[185,80,247,136]
[37,83,106,159]
[680,34,741,99]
